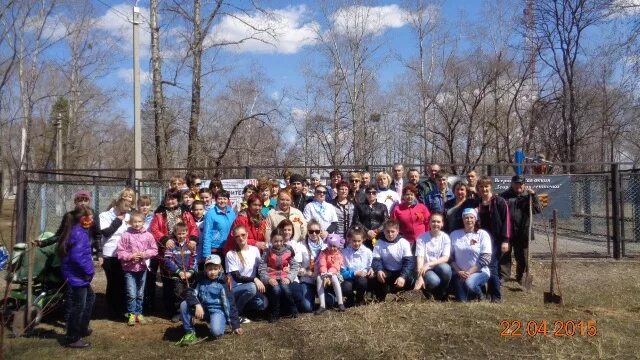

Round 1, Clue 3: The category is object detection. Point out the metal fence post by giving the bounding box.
[611,164,621,259]
[632,169,640,243]
[93,176,99,213]
[128,168,135,188]
[245,166,252,179]
[583,177,592,234]
[15,170,28,244]
[487,164,494,177]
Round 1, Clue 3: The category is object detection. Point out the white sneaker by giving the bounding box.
[239,317,251,324]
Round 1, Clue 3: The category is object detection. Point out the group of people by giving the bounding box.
[46,165,542,348]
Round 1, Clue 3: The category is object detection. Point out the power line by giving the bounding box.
[93,0,152,35]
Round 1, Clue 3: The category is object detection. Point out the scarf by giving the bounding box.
[166,205,182,234]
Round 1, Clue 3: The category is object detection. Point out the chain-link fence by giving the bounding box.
[13,163,640,259]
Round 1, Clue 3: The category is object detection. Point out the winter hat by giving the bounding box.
[289,173,305,184]
[325,233,344,248]
[462,208,477,219]
[73,190,91,201]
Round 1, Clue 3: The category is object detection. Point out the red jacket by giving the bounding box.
[149,210,199,258]
[391,202,431,245]
[223,212,267,254]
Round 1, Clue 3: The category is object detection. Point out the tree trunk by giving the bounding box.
[187,0,202,170]
[150,0,166,178]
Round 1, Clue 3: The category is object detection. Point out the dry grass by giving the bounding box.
[2,260,640,359]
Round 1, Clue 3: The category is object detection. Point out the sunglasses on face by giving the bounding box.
[316,191,326,195]
[308,230,321,234]
[350,179,361,183]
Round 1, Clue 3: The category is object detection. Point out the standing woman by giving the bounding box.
[200,190,236,266]
[443,181,476,233]
[391,185,431,248]
[265,188,307,242]
[375,172,400,214]
[258,182,277,217]
[59,205,96,348]
[331,181,356,239]
[352,185,389,249]
[303,185,338,235]
[224,194,268,254]
[449,208,492,302]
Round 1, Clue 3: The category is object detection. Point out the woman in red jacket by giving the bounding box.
[224,194,267,254]
[391,185,431,248]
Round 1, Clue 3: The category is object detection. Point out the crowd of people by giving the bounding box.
[45,164,543,348]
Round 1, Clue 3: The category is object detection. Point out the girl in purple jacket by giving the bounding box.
[117,211,158,325]
[57,205,96,349]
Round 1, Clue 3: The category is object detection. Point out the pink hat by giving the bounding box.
[325,233,344,249]
[73,190,92,201]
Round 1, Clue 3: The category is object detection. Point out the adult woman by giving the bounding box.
[352,185,389,249]
[331,181,356,239]
[224,194,268,253]
[99,197,131,318]
[265,188,307,242]
[391,185,431,248]
[414,213,451,300]
[348,172,366,204]
[449,208,492,302]
[375,172,400,213]
[200,190,236,265]
[302,185,338,235]
[225,226,268,321]
[258,182,277,217]
[444,181,476,233]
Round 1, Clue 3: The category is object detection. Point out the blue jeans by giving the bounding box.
[65,285,95,342]
[124,271,146,315]
[266,282,296,318]
[291,282,315,313]
[452,271,489,302]
[488,243,502,301]
[423,263,452,298]
[179,301,226,337]
[232,282,268,315]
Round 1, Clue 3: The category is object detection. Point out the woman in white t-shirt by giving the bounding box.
[449,208,492,302]
[414,213,452,300]
[225,225,268,322]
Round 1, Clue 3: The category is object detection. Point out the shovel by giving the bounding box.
[521,193,534,291]
[543,209,563,305]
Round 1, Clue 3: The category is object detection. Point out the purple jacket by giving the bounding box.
[62,224,95,287]
[117,227,158,272]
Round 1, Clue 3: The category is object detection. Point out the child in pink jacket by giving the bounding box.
[117,211,158,325]
[315,234,346,314]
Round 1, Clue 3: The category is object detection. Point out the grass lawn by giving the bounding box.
[2,259,639,359]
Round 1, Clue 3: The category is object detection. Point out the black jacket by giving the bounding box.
[443,198,477,233]
[353,202,389,235]
[476,195,511,246]
[500,188,542,244]
[292,192,309,210]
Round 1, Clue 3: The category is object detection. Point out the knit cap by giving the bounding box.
[325,233,344,248]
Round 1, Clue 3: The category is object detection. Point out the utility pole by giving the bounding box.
[55,112,63,181]
[133,6,142,183]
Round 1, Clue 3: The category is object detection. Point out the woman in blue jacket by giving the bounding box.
[58,205,96,349]
[200,190,236,268]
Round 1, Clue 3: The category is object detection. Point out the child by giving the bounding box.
[170,176,185,193]
[341,226,373,306]
[414,213,452,301]
[191,200,206,233]
[163,222,198,321]
[137,195,154,230]
[198,188,213,212]
[279,220,314,314]
[116,211,158,325]
[182,191,196,212]
[176,255,243,346]
[58,205,95,349]
[371,219,415,301]
[315,234,346,314]
[258,230,299,322]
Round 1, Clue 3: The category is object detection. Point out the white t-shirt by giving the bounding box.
[99,208,130,258]
[415,231,451,263]
[303,201,338,231]
[450,229,492,276]
[225,245,261,287]
[377,189,400,213]
[287,240,313,284]
[373,237,412,272]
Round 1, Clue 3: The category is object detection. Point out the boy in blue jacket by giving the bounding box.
[176,254,243,346]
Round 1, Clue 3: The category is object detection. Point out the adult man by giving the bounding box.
[326,170,343,200]
[418,163,440,201]
[390,163,405,194]
[466,170,478,198]
[289,173,309,210]
[361,171,372,187]
[476,176,511,303]
[500,175,542,284]
[425,170,455,214]
[406,168,425,204]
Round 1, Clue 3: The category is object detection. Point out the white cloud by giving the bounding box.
[291,107,307,121]
[331,4,409,36]
[95,4,151,58]
[207,5,318,54]
[116,68,151,85]
[610,0,640,18]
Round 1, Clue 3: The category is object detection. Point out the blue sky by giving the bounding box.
[82,0,501,126]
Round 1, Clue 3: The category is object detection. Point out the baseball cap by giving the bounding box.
[204,254,222,265]
[511,175,526,184]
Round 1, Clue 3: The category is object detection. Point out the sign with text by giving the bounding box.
[493,175,571,219]
[201,179,258,207]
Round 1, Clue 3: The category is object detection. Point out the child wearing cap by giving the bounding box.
[175,254,242,346]
[315,233,346,314]
[449,208,492,302]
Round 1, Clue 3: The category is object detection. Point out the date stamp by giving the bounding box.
[500,320,598,337]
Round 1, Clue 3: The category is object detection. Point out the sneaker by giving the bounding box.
[171,314,181,323]
[136,314,149,325]
[337,304,346,312]
[314,307,327,315]
[239,317,251,324]
[66,339,90,349]
[127,313,136,326]
[175,332,198,347]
